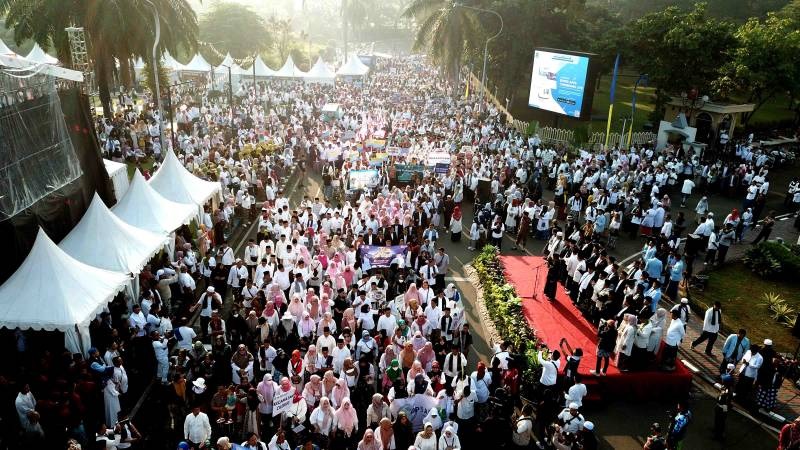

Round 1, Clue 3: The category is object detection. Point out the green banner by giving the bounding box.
[395,164,425,183]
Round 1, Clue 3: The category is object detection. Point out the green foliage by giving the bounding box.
[403,0,482,80]
[199,2,271,59]
[612,3,737,122]
[713,14,800,124]
[743,241,800,280]
[472,245,540,398]
[142,59,169,102]
[760,292,796,327]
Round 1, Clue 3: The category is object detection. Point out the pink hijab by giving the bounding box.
[335,397,358,436]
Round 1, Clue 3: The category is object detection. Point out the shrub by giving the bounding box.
[473,245,541,398]
[743,241,800,280]
[760,292,796,327]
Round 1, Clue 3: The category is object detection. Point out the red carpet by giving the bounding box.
[500,255,692,400]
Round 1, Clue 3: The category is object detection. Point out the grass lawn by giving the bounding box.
[126,157,155,178]
[691,262,800,353]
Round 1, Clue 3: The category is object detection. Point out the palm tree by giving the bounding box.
[0,0,198,117]
[403,0,482,80]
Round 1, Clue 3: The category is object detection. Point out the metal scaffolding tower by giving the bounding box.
[65,26,94,94]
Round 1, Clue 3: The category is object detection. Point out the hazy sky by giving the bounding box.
[188,0,306,18]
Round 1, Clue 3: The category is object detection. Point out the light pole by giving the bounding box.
[454,3,503,109]
[627,73,648,147]
[142,0,165,149]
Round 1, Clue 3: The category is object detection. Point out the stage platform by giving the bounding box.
[500,255,692,401]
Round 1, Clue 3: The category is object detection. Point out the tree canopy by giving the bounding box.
[199,2,271,60]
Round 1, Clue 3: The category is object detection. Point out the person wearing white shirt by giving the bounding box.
[219,243,235,267]
[537,348,561,387]
[737,345,764,398]
[661,310,685,371]
[691,302,722,356]
[227,260,249,292]
[557,404,585,434]
[183,407,212,447]
[564,376,587,408]
[376,308,397,338]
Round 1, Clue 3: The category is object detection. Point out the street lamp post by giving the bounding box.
[627,73,648,147]
[454,3,503,110]
[142,0,165,149]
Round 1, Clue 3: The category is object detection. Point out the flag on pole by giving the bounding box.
[464,76,470,99]
[604,54,620,149]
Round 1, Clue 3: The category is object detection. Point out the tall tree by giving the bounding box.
[0,0,198,117]
[614,3,736,121]
[199,2,271,59]
[713,13,800,124]
[403,0,482,80]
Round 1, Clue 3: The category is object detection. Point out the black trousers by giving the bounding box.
[692,331,718,354]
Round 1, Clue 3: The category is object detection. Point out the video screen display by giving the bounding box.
[528,49,591,118]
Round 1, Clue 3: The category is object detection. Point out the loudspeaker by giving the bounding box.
[476,178,491,204]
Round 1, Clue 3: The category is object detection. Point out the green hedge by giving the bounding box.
[743,241,800,280]
[472,245,541,397]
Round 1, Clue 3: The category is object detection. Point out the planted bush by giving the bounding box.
[473,245,541,398]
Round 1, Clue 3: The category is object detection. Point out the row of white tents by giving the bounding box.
[135,52,370,85]
[0,151,221,355]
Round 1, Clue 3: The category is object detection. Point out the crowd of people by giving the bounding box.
[3,45,798,450]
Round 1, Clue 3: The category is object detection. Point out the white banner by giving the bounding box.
[426,151,451,167]
[272,389,294,415]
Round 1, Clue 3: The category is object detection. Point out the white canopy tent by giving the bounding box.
[162,51,185,71]
[0,39,21,58]
[273,55,306,78]
[0,228,129,355]
[214,53,235,75]
[180,53,212,73]
[253,55,275,78]
[149,150,221,211]
[60,193,168,302]
[60,193,167,276]
[103,158,130,201]
[25,43,59,65]
[337,54,370,78]
[304,57,336,85]
[113,170,196,234]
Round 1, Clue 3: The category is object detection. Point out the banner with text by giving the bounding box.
[361,245,407,268]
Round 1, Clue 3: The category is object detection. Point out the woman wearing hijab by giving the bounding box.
[257,373,278,435]
[413,423,437,450]
[392,412,413,450]
[287,350,305,391]
[399,342,416,374]
[376,417,395,450]
[366,393,390,429]
[289,294,306,323]
[321,370,338,397]
[303,374,324,409]
[417,342,436,372]
[647,308,668,357]
[263,300,280,332]
[342,308,357,333]
[232,344,255,384]
[438,426,460,450]
[406,361,427,386]
[357,429,382,450]
[333,397,359,450]
[449,206,463,242]
[310,396,336,444]
[331,378,350,409]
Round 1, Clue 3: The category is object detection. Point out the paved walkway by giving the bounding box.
[660,216,800,425]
